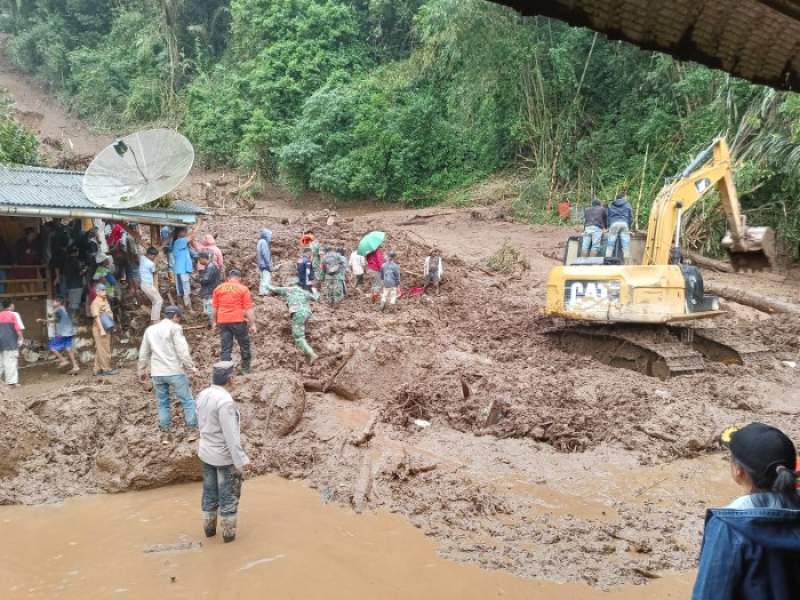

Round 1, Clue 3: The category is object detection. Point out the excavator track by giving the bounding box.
[687,328,772,366]
[545,324,705,380]
[545,323,772,379]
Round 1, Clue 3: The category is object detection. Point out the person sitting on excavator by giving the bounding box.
[581,197,607,257]
[605,191,633,262]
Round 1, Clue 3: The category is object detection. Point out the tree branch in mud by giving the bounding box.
[350,415,378,447]
[686,252,734,273]
[706,283,800,315]
[303,381,359,401]
[352,454,373,514]
[323,349,355,393]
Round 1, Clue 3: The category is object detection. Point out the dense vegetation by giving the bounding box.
[0,101,39,164]
[3,0,800,255]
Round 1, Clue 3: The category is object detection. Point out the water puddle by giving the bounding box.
[0,475,694,599]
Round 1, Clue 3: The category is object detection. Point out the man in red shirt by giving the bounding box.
[211,269,257,373]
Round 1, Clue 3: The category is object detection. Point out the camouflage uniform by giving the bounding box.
[268,284,320,361]
[310,240,322,280]
[320,251,347,305]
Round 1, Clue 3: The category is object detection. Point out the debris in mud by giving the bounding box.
[486,240,530,273]
[143,540,202,554]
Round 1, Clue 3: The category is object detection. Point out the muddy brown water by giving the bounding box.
[1,475,695,599]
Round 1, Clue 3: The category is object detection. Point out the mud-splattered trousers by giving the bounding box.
[268,285,319,359]
[201,462,242,517]
[152,373,197,429]
[605,221,631,260]
[322,275,346,305]
[291,307,315,358]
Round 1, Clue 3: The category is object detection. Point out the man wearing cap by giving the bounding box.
[379,251,401,312]
[693,422,800,599]
[138,306,198,433]
[196,361,250,543]
[212,270,256,374]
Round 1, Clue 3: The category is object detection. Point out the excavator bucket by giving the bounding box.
[722,226,776,272]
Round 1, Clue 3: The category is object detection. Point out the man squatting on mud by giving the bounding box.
[197,361,250,543]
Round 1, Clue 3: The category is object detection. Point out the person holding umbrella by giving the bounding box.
[359,231,385,302]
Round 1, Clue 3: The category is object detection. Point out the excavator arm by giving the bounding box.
[642,138,775,270]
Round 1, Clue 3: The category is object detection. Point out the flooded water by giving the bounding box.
[0,475,695,599]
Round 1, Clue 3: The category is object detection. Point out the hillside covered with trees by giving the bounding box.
[3,0,800,255]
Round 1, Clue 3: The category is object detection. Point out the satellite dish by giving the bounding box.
[82,128,194,208]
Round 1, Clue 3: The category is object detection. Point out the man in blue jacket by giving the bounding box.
[256,228,273,296]
[605,192,633,262]
[693,423,800,599]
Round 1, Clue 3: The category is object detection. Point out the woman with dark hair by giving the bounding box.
[693,423,800,599]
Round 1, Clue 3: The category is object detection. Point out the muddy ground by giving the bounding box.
[3,205,800,589]
[2,43,800,591]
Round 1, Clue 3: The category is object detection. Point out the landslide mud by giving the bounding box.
[3,208,800,589]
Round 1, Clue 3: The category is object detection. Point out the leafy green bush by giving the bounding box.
[185,0,371,172]
[65,10,168,127]
[0,111,39,165]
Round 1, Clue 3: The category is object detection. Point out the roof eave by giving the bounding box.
[0,204,200,226]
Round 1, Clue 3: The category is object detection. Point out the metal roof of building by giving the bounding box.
[0,164,203,225]
[491,0,800,91]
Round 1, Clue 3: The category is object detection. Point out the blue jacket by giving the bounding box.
[256,228,272,271]
[380,261,400,288]
[607,197,633,227]
[693,504,800,599]
[171,237,193,275]
[297,256,314,286]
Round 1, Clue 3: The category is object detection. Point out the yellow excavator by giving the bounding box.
[544,138,775,378]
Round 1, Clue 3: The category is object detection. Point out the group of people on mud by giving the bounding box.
[126,222,446,544]
[580,191,634,262]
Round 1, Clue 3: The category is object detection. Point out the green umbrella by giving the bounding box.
[357,231,385,256]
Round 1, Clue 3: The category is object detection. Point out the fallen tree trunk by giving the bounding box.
[304,380,359,401]
[706,283,800,315]
[687,252,734,273]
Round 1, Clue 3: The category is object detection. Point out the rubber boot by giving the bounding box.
[241,360,251,374]
[203,511,218,538]
[221,515,237,543]
[379,302,386,312]
[297,339,318,365]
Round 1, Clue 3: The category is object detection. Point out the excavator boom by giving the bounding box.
[643,138,775,270]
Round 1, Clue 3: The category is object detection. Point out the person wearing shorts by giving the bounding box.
[39,296,79,373]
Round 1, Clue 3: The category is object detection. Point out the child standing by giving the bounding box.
[39,296,80,373]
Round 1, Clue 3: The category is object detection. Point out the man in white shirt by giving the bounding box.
[423,248,444,295]
[349,249,366,287]
[196,361,250,543]
[137,305,198,433]
[139,246,162,322]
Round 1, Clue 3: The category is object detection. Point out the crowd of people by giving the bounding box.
[127,224,446,543]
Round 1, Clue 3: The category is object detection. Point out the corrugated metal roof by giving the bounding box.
[0,164,202,215]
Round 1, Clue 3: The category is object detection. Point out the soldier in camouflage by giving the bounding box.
[268,278,320,363]
[320,247,348,306]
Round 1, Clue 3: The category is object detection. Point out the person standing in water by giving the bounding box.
[196,361,250,543]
